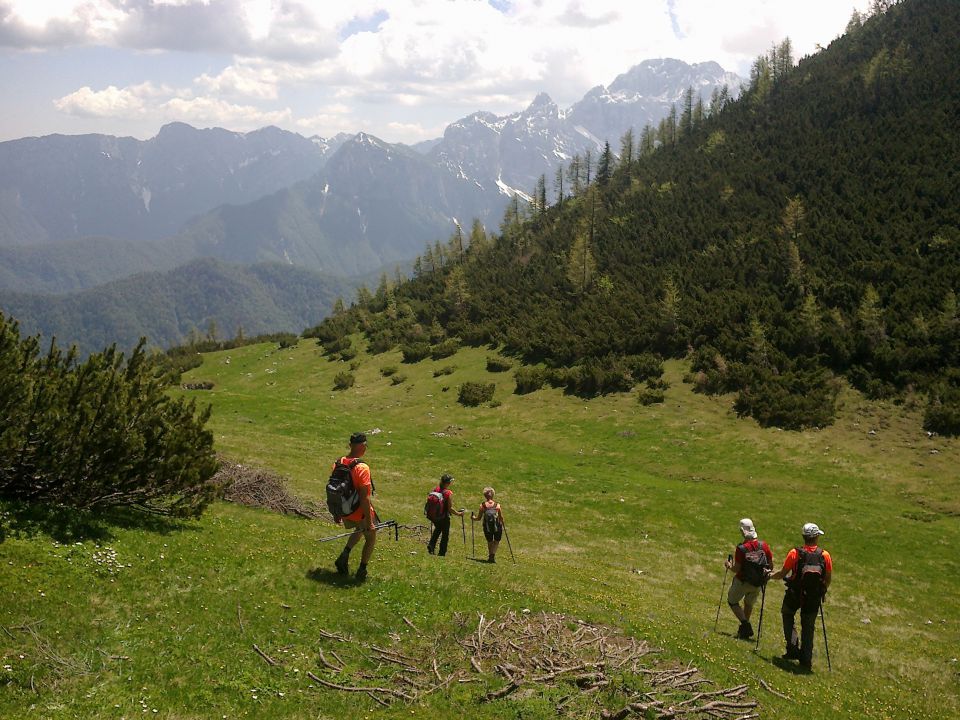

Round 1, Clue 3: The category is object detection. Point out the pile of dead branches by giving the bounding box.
[214,456,321,519]
[463,611,757,718]
[281,611,758,718]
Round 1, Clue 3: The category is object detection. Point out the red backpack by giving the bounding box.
[424,487,446,522]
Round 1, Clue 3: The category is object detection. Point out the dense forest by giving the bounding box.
[312,0,960,433]
[0,258,353,357]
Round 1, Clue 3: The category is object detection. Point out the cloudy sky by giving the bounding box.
[0,0,871,144]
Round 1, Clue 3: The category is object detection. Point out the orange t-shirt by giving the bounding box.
[781,545,833,576]
[336,456,373,523]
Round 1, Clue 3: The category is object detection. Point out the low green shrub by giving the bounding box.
[390,374,407,386]
[401,342,431,363]
[431,339,460,360]
[458,381,495,406]
[333,372,355,390]
[486,356,513,373]
[433,365,456,377]
[638,387,665,405]
[381,365,398,377]
[514,366,546,394]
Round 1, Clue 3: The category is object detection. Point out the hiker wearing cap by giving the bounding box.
[724,519,774,639]
[471,487,504,563]
[426,474,464,557]
[769,522,833,669]
[333,433,377,581]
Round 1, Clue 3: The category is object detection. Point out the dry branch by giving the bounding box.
[252,644,278,666]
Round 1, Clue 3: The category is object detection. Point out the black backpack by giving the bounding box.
[790,547,826,597]
[738,540,770,587]
[326,458,362,521]
[482,504,500,535]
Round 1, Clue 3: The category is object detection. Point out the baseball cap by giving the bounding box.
[739,518,757,540]
[349,432,367,445]
[802,522,824,538]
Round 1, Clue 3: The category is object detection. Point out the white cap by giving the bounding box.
[739,518,757,540]
[802,522,825,538]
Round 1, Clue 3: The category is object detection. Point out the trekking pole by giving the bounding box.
[820,601,832,671]
[471,515,475,559]
[754,583,766,651]
[714,555,732,632]
[317,520,396,543]
[460,511,466,550]
[502,521,516,563]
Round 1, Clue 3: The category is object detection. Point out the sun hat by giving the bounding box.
[739,518,757,540]
[802,522,824,538]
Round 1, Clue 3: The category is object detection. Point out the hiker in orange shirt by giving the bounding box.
[769,522,833,670]
[333,432,377,581]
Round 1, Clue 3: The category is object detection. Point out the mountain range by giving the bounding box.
[0,58,742,353]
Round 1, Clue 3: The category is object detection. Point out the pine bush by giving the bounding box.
[458,382,495,406]
[0,313,217,517]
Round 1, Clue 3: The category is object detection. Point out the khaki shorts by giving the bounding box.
[727,576,762,608]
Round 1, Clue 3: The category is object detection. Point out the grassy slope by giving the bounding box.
[2,339,958,719]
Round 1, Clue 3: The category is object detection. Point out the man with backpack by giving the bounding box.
[330,432,376,581]
[769,522,833,670]
[425,474,464,557]
[724,518,773,639]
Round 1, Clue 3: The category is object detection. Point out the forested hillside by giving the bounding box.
[316,0,960,432]
[0,259,350,356]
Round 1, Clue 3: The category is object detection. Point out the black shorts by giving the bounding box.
[483,525,502,542]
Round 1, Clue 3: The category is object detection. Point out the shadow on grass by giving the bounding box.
[770,656,815,675]
[306,567,364,587]
[0,501,197,544]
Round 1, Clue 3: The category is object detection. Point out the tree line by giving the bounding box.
[312,0,959,434]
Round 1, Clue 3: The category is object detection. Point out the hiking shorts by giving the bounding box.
[483,525,503,542]
[728,576,762,608]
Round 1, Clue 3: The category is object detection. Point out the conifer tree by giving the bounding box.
[619,128,634,168]
[468,218,490,255]
[596,142,613,186]
[554,165,565,207]
[566,219,596,294]
[0,314,217,517]
[445,265,471,315]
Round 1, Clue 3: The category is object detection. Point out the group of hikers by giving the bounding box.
[326,432,506,583]
[324,432,833,671]
[722,517,833,670]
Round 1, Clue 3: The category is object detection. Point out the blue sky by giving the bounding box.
[0,0,871,144]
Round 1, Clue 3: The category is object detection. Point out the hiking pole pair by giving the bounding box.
[317,520,397,543]
[714,554,732,632]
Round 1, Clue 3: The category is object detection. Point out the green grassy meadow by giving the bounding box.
[2,339,959,719]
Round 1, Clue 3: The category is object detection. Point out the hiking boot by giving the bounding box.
[488,556,496,564]
[738,621,754,639]
[782,645,802,661]
[799,659,813,671]
[355,564,367,581]
[334,554,349,576]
